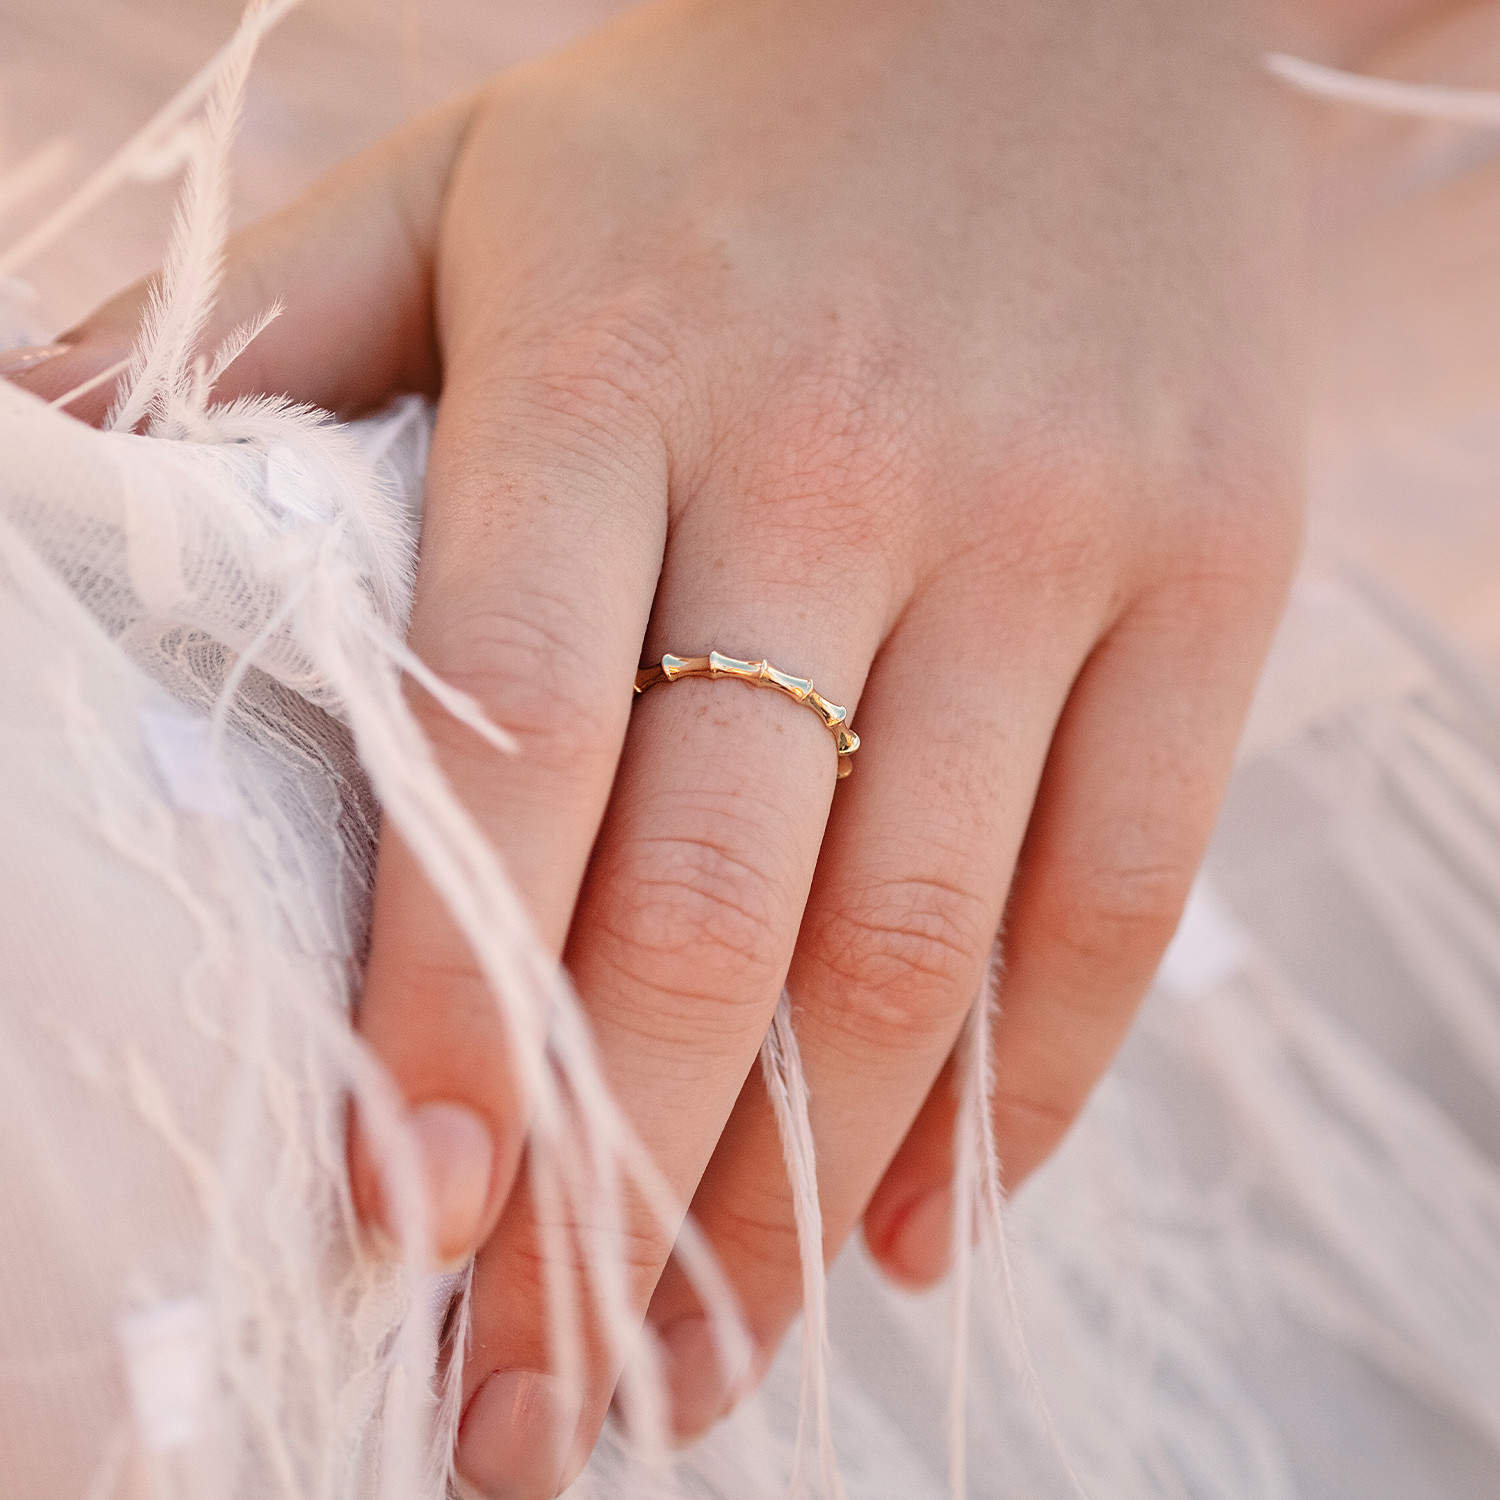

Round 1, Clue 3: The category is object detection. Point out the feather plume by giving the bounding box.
[1266,52,1500,125]
[205,298,283,392]
[107,4,289,433]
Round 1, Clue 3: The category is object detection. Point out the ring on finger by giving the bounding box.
[633,649,860,777]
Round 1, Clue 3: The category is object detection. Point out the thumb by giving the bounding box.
[4,94,477,425]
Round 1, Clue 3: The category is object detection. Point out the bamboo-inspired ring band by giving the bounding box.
[633,651,860,779]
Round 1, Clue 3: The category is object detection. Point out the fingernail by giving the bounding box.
[661,1316,751,1444]
[457,1370,582,1499]
[0,342,71,378]
[885,1185,955,1287]
[408,1100,493,1266]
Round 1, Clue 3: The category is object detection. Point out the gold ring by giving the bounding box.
[633,650,859,778]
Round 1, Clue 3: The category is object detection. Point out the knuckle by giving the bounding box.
[957,425,1127,596]
[779,368,910,491]
[716,350,930,565]
[494,1219,665,1315]
[992,1083,1076,1136]
[1034,855,1193,976]
[1158,449,1305,603]
[1199,484,1304,594]
[372,952,493,1034]
[421,594,623,777]
[990,1083,1078,1181]
[506,296,680,432]
[1161,427,1307,605]
[705,1195,803,1290]
[591,813,791,1016]
[966,402,1305,609]
[807,874,991,1046]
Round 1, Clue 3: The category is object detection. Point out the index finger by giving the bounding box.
[349,330,669,1265]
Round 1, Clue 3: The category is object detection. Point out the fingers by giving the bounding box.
[6,96,476,422]
[456,669,833,1494]
[349,331,674,1266]
[864,565,1292,1285]
[639,581,1099,1439]
[453,456,894,1495]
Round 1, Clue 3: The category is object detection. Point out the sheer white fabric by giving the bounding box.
[2,8,1499,1497]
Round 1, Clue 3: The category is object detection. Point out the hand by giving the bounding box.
[14,0,1306,1492]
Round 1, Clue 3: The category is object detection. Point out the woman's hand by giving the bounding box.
[14,0,1306,1492]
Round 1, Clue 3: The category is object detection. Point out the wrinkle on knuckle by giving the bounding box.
[421,597,622,774]
[784,386,905,496]
[966,410,1296,608]
[714,357,928,559]
[708,1198,803,1287]
[375,953,493,1027]
[492,1221,666,1320]
[808,874,990,1046]
[589,825,790,1013]
[582,957,765,1062]
[506,297,682,432]
[953,442,1125,601]
[1033,855,1192,976]
[990,1082,1077,1172]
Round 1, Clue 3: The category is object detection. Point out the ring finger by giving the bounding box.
[453,472,893,1499]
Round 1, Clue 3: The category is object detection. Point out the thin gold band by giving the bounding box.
[633,650,860,778]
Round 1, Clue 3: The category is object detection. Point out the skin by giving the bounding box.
[13,0,1424,1492]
